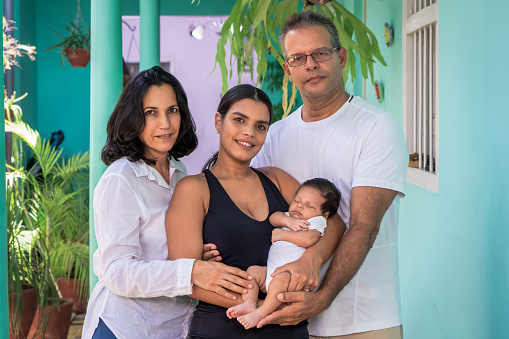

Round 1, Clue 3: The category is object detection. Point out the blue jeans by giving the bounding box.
[92,318,117,339]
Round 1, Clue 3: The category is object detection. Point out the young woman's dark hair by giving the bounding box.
[300,178,341,217]
[101,66,198,166]
[202,84,273,170]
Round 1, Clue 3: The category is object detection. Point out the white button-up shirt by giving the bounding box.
[82,157,196,339]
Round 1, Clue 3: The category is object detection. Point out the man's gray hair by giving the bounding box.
[279,11,341,58]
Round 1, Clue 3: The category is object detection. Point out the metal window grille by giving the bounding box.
[404,0,439,182]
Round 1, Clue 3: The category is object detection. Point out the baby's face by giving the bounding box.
[289,186,326,220]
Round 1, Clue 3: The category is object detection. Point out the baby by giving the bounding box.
[226,178,341,329]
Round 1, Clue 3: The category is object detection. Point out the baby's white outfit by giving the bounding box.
[265,213,327,291]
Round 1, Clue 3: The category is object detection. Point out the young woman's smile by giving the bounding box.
[216,98,270,163]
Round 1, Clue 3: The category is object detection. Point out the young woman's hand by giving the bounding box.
[191,260,253,300]
[202,243,222,262]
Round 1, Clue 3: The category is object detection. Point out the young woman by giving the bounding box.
[83,67,253,339]
[166,84,345,338]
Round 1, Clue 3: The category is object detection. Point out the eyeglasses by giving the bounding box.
[286,47,339,67]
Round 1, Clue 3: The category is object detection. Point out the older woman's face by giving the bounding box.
[215,98,270,164]
[139,84,181,161]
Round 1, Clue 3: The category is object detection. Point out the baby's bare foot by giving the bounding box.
[237,308,265,329]
[226,301,257,319]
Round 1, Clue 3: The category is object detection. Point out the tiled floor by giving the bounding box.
[67,313,85,339]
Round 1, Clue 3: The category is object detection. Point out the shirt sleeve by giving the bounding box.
[352,113,409,198]
[307,216,327,235]
[93,174,195,298]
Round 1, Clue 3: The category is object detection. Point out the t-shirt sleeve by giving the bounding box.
[352,113,408,198]
[307,216,327,235]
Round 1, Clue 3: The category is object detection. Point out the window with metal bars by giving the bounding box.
[403,0,439,192]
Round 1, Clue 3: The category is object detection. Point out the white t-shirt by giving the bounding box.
[252,96,408,336]
[82,157,196,339]
[266,214,327,291]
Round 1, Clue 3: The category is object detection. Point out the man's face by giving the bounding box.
[282,26,347,101]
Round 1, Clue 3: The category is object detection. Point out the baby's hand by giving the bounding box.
[272,228,284,243]
[286,218,310,232]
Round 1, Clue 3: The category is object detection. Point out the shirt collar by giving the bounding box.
[128,156,185,189]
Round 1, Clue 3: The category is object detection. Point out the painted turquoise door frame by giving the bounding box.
[139,0,161,71]
[90,0,123,291]
[1,1,8,334]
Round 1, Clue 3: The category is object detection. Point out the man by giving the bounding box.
[251,11,408,338]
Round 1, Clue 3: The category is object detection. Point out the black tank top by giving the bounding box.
[189,168,308,339]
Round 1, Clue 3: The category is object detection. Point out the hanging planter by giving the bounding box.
[64,48,90,68]
[45,21,90,68]
[45,0,90,68]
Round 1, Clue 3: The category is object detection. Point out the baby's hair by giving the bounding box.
[300,178,340,217]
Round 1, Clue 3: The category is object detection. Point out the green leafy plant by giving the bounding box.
[45,21,90,67]
[214,0,386,116]
[5,103,90,335]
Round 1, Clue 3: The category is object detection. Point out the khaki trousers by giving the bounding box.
[310,325,403,339]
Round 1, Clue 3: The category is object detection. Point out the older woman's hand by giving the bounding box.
[191,260,253,300]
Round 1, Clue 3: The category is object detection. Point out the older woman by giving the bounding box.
[83,67,252,339]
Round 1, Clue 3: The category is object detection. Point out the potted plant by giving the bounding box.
[4,17,39,338]
[46,21,90,68]
[5,115,90,338]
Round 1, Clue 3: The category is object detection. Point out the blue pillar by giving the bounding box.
[1,2,8,334]
[90,0,123,290]
[139,0,160,71]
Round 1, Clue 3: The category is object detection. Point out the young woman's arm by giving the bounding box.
[165,175,252,306]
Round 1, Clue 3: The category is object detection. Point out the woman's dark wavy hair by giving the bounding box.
[300,178,341,217]
[101,66,198,166]
[202,84,273,171]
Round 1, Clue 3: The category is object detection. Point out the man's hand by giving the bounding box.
[202,243,222,262]
[191,260,253,300]
[270,253,321,292]
[257,290,327,327]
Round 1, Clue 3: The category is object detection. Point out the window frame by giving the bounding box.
[402,0,439,192]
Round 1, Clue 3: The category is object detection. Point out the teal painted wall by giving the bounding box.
[353,1,509,338]
[396,1,509,338]
[35,0,91,157]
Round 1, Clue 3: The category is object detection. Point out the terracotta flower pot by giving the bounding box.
[28,298,73,339]
[9,284,37,339]
[57,279,87,313]
[64,48,90,68]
